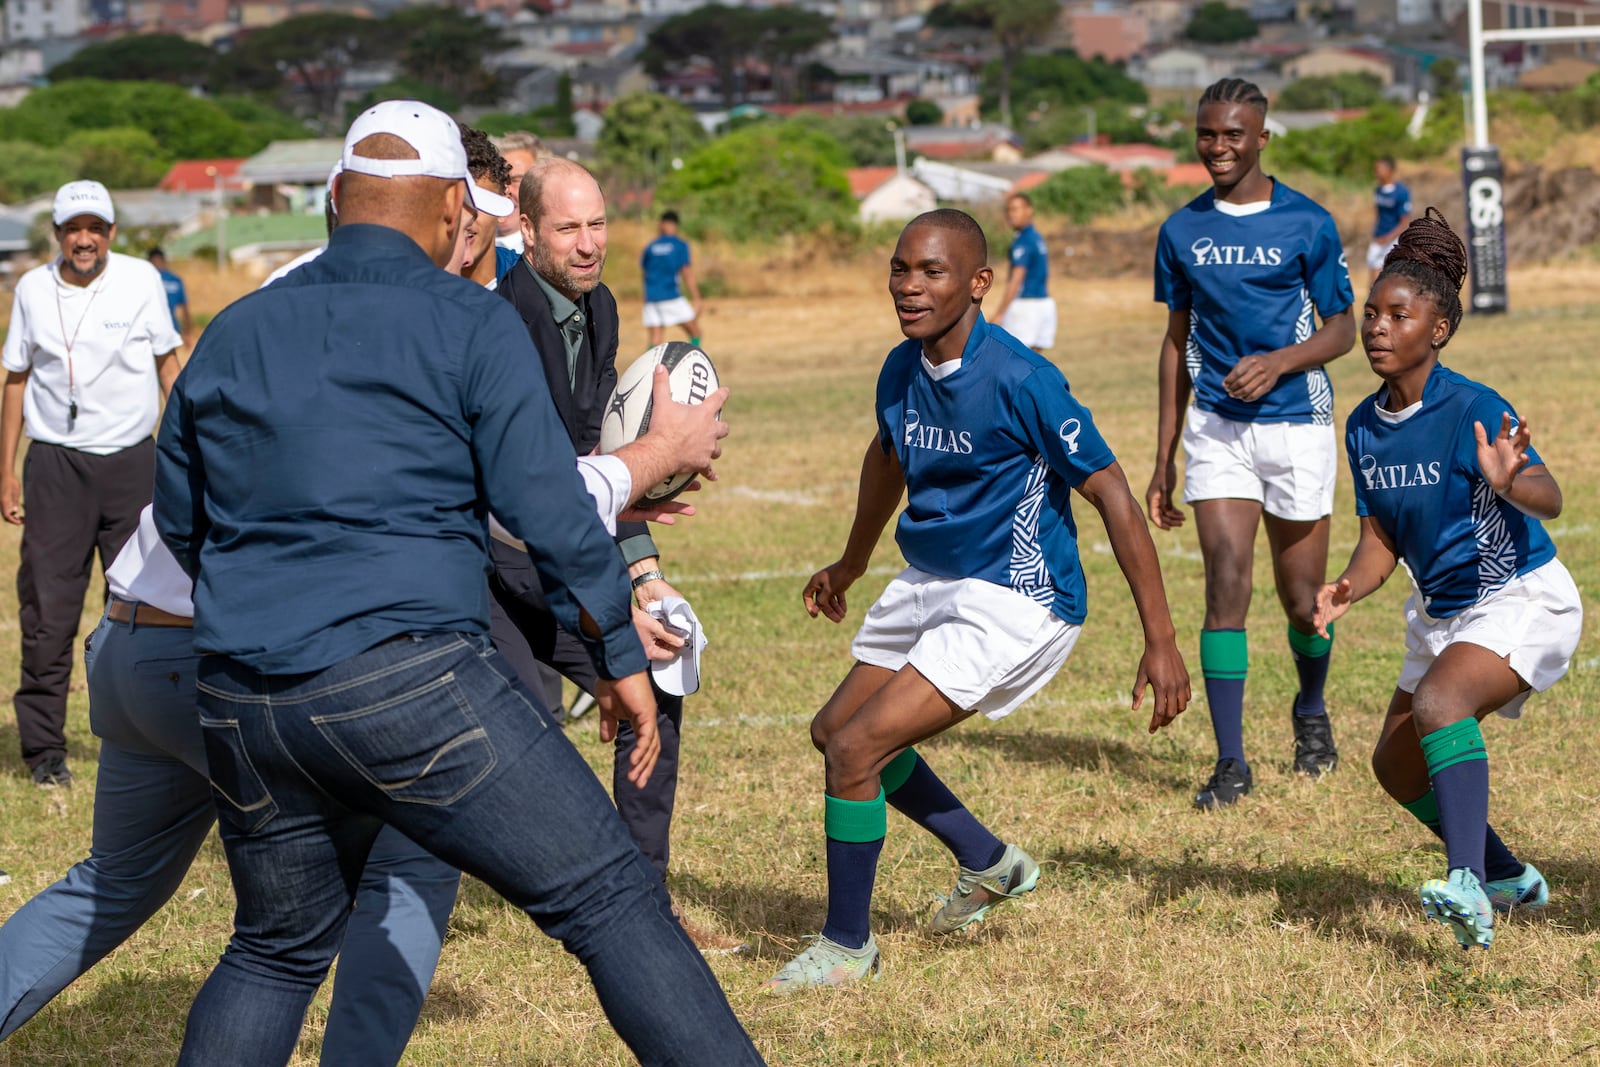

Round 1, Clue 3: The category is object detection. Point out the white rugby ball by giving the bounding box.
[599,341,720,502]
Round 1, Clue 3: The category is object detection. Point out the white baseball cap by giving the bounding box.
[53,180,115,226]
[341,100,514,218]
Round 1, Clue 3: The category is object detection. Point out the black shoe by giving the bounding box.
[1292,711,1339,778]
[1194,758,1252,810]
[31,756,72,789]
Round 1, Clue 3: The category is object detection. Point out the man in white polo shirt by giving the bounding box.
[0,179,182,787]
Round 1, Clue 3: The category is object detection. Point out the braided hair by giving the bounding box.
[1377,207,1468,347]
[1198,78,1269,116]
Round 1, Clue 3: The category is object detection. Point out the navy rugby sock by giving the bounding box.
[819,791,886,950]
[1399,789,1524,882]
[1288,624,1333,717]
[882,748,1005,871]
[1200,629,1248,766]
[1421,719,1491,885]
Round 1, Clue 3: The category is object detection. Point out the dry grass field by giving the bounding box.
[0,232,1597,1065]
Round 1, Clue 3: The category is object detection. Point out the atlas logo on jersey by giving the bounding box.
[1189,237,1283,267]
[1058,419,1081,454]
[1359,453,1442,491]
[903,408,973,455]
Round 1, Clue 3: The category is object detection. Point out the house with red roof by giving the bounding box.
[158,159,249,195]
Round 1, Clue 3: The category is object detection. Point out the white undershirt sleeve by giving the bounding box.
[488,453,634,549]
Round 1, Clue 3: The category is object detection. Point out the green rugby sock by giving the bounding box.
[1200,629,1248,765]
[1288,623,1333,717]
[1421,719,1490,884]
[821,791,886,949]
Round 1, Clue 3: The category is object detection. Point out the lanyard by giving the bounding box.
[52,262,106,426]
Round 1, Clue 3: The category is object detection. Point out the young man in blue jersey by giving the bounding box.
[641,210,702,348]
[1147,77,1356,810]
[1314,210,1581,949]
[990,193,1054,352]
[1366,157,1412,280]
[765,208,1190,993]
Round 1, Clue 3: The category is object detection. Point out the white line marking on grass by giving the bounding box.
[723,486,826,506]
[674,564,904,584]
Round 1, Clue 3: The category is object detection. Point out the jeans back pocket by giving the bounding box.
[198,714,279,835]
[308,672,497,807]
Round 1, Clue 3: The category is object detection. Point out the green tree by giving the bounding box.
[643,4,833,107]
[958,0,1064,129]
[0,140,76,202]
[906,98,944,125]
[0,80,305,159]
[348,78,462,123]
[596,92,708,190]
[1429,57,1461,98]
[1183,1,1257,43]
[47,33,215,86]
[656,122,854,239]
[788,113,899,165]
[217,13,390,127]
[554,71,575,132]
[1028,164,1123,222]
[987,51,1146,115]
[65,127,170,189]
[384,5,511,106]
[1277,72,1383,110]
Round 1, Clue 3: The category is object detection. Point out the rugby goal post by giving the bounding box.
[1464,0,1600,312]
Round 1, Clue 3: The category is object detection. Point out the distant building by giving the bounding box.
[1283,45,1396,86]
[1064,4,1150,63]
[1131,46,1246,90]
[909,158,1015,204]
[6,0,92,41]
[847,166,938,223]
[1059,141,1177,171]
[159,159,250,196]
[1475,0,1600,64]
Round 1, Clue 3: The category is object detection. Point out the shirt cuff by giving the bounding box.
[576,454,632,537]
[616,531,658,567]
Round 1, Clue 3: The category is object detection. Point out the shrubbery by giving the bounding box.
[1028,165,1124,223]
[656,122,856,240]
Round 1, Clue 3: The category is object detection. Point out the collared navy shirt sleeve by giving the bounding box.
[153,368,208,579]
[464,300,645,679]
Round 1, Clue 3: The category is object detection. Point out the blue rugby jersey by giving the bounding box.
[1346,363,1556,619]
[1154,180,1354,425]
[641,234,691,303]
[1373,182,1413,237]
[874,316,1115,624]
[1009,224,1049,299]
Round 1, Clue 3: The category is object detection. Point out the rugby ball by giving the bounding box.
[599,341,720,502]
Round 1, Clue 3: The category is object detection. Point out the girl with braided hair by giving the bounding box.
[1313,208,1583,950]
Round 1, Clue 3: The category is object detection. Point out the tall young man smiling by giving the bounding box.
[1147,78,1356,809]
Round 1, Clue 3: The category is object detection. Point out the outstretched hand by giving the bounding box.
[1132,639,1191,734]
[1313,579,1353,639]
[1475,412,1531,495]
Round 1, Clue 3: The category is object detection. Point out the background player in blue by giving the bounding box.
[1367,156,1413,279]
[1314,210,1581,950]
[990,192,1054,352]
[764,209,1189,993]
[147,248,191,337]
[1147,77,1356,810]
[641,209,702,347]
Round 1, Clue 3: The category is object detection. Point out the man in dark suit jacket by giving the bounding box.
[494,159,741,952]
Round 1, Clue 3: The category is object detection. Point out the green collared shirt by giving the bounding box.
[528,263,659,568]
[532,266,585,389]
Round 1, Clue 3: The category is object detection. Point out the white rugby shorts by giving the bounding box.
[1397,558,1583,719]
[851,567,1080,720]
[1182,406,1336,521]
[1366,238,1398,272]
[1000,297,1057,350]
[642,297,696,328]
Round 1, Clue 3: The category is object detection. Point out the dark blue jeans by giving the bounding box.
[178,633,762,1067]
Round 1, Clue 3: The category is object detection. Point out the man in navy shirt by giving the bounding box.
[154,100,763,1066]
[640,210,702,348]
[1148,78,1355,810]
[990,193,1054,352]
